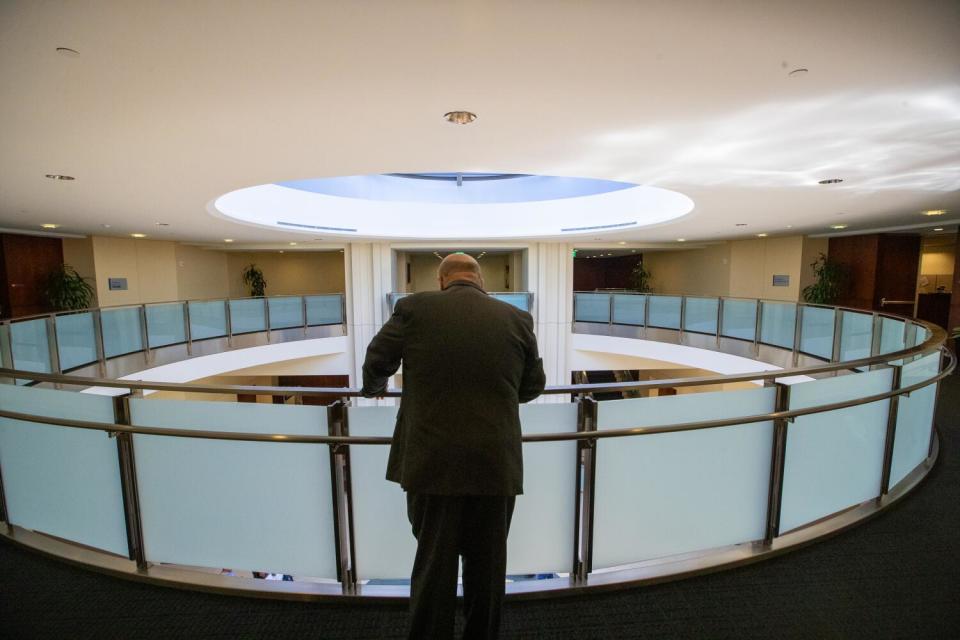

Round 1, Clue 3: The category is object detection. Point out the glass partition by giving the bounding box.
[145,303,186,348]
[491,293,529,312]
[268,296,303,329]
[799,306,835,359]
[612,294,645,325]
[779,368,893,533]
[574,293,610,323]
[839,310,873,362]
[890,353,940,488]
[0,385,128,555]
[647,295,681,330]
[683,297,719,334]
[130,399,337,578]
[54,312,98,371]
[593,387,776,568]
[188,300,228,340]
[10,318,52,375]
[878,317,906,356]
[721,299,757,341]
[760,301,796,349]
[101,307,144,358]
[228,299,267,335]
[306,295,343,326]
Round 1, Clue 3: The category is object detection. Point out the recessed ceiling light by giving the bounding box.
[933,228,944,232]
[56,47,79,57]
[289,242,297,246]
[101,223,112,228]
[785,225,793,229]
[756,233,768,238]
[922,209,946,216]
[45,174,74,180]
[618,241,626,245]
[279,250,285,254]
[788,68,809,77]
[41,223,60,229]
[131,233,147,238]
[818,178,843,185]
[223,239,234,243]
[631,249,637,253]
[677,238,686,242]
[830,224,848,230]
[443,110,477,124]
[155,222,169,227]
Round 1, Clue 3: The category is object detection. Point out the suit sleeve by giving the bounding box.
[361,301,405,398]
[518,312,546,403]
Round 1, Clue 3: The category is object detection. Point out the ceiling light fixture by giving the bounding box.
[56,47,79,57]
[101,224,111,228]
[41,223,60,229]
[45,174,74,180]
[618,241,626,245]
[443,110,477,124]
[289,242,297,246]
[756,233,768,238]
[922,209,946,216]
[818,178,843,185]
[830,224,848,230]
[131,233,147,238]
[155,222,169,227]
[677,238,686,242]
[224,239,234,243]
[933,228,944,232]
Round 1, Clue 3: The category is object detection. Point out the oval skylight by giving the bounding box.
[211,173,694,239]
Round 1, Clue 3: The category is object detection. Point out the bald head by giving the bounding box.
[437,253,484,290]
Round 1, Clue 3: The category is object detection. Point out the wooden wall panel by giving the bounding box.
[573,255,642,291]
[0,234,64,319]
[828,234,879,311]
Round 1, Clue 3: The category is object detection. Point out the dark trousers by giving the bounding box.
[406,493,516,640]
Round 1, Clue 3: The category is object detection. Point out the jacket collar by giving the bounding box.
[444,279,487,294]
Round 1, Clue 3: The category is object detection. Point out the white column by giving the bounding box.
[344,242,393,388]
[529,242,573,399]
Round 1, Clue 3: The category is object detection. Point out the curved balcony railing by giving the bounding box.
[0,292,953,602]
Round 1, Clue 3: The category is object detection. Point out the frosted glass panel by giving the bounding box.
[647,296,681,329]
[612,294,645,325]
[491,293,529,311]
[130,400,336,578]
[593,387,775,568]
[839,311,873,362]
[683,297,719,334]
[11,318,51,374]
[306,295,343,326]
[347,405,413,580]
[0,385,127,555]
[145,303,186,348]
[890,353,939,488]
[228,299,267,334]
[760,302,796,349]
[188,300,227,340]
[878,317,905,356]
[54,312,98,371]
[799,306,835,359]
[101,307,143,358]
[508,403,578,575]
[574,293,610,323]
[268,296,303,329]
[780,368,893,533]
[721,299,757,341]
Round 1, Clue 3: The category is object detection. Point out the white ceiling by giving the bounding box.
[1,0,958,245]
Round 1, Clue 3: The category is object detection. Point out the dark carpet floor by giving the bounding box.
[2,375,958,639]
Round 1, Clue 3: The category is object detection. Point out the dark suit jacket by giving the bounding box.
[361,281,546,496]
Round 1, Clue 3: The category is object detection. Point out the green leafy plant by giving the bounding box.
[241,264,267,297]
[630,260,653,293]
[44,264,95,311]
[802,253,847,305]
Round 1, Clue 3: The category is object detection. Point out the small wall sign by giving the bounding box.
[108,277,128,291]
[772,274,790,287]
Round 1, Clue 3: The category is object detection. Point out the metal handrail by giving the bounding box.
[0,348,952,445]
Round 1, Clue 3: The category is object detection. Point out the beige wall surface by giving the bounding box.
[175,245,229,300]
[62,237,98,306]
[226,251,346,297]
[729,236,806,301]
[408,251,523,293]
[91,236,178,306]
[645,244,731,296]
[409,253,440,292]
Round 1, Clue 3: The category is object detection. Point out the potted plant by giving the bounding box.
[802,253,847,304]
[630,260,653,293]
[241,264,266,297]
[44,264,95,311]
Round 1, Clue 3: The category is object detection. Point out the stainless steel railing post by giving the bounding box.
[327,399,358,594]
[791,305,803,367]
[113,392,148,572]
[753,301,763,357]
[92,309,107,377]
[139,306,151,366]
[830,308,844,365]
[572,395,598,584]
[716,297,724,348]
[678,296,686,344]
[183,302,193,357]
[225,299,234,348]
[879,364,904,497]
[264,297,272,343]
[763,382,791,545]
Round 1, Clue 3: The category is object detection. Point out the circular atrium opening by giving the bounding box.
[211,173,694,240]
